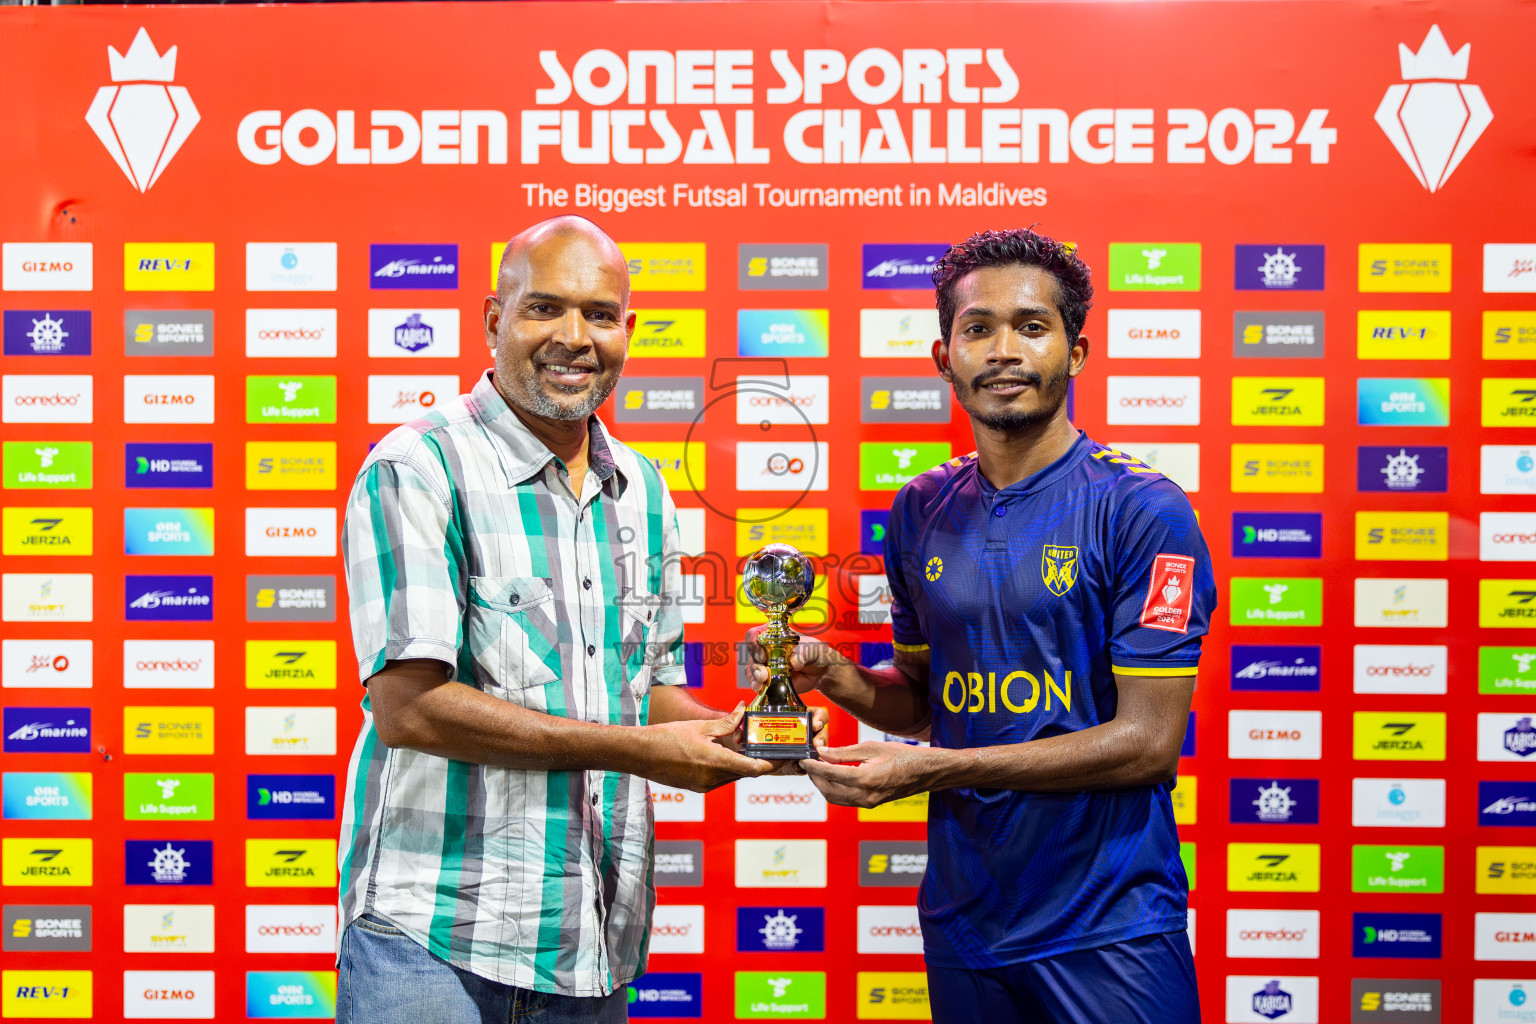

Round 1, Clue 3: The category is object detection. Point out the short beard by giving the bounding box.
[953,363,1071,433]
[501,352,621,422]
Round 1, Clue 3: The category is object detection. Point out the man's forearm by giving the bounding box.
[922,716,1180,793]
[647,682,729,725]
[818,661,930,737]
[378,677,650,774]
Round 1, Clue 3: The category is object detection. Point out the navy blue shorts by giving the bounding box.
[927,930,1199,1024]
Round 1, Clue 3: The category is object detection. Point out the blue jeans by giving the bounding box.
[337,914,629,1024]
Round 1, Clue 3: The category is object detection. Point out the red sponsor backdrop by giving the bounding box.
[2,2,1536,1020]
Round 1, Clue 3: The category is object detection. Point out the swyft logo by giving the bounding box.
[85,29,199,193]
[1375,25,1492,192]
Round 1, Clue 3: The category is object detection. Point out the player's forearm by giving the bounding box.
[817,661,931,737]
[376,678,654,774]
[925,716,1181,792]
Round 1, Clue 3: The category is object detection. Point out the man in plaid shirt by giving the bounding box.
[336,217,817,1023]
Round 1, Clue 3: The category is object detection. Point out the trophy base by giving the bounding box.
[741,709,816,761]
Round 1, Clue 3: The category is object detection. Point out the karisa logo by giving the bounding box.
[1375,25,1492,192]
[85,28,200,192]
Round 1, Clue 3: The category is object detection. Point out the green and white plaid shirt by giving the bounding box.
[339,370,686,996]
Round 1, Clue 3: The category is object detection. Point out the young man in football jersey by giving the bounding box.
[751,228,1215,1022]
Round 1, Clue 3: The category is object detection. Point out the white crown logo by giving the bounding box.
[108,28,178,83]
[1375,25,1491,193]
[1398,24,1469,81]
[84,28,200,192]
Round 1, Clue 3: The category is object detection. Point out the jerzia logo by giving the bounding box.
[85,28,199,192]
[1375,25,1492,192]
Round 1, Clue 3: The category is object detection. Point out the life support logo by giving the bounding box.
[1375,25,1491,193]
[85,28,199,192]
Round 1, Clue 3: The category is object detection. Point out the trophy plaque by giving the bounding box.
[741,543,817,760]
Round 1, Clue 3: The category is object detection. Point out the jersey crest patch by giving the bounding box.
[1140,553,1196,632]
[1041,544,1079,596]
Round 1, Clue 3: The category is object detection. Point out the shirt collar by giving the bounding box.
[468,370,626,493]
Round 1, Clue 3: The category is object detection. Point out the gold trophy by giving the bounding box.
[741,543,817,760]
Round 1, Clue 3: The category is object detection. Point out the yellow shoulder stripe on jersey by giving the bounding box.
[893,642,931,653]
[1112,664,1198,677]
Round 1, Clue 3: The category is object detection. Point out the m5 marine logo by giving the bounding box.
[861,244,946,289]
[3,707,91,753]
[1479,782,1536,827]
[369,244,458,289]
[1230,645,1321,692]
[1376,25,1491,193]
[85,28,199,192]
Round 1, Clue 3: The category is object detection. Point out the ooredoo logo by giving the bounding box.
[1105,376,1201,425]
[735,776,826,822]
[246,309,337,358]
[2,375,93,424]
[1226,909,1320,958]
[244,905,336,953]
[1353,644,1448,695]
[123,640,214,689]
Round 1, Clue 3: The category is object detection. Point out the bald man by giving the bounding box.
[336,217,815,1023]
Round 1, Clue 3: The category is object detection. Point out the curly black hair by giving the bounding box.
[931,228,1094,343]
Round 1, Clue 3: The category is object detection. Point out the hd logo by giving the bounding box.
[1226,843,1321,892]
[1354,712,1447,760]
[629,309,706,357]
[245,839,337,887]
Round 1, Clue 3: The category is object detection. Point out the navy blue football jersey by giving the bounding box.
[885,431,1216,968]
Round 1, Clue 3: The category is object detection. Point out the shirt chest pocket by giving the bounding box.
[466,576,562,701]
[618,596,656,699]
